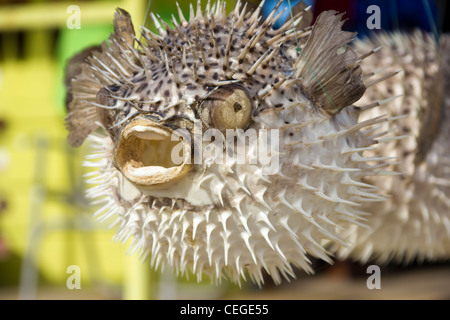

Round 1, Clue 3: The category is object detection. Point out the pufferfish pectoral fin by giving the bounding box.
[65,8,135,147]
[294,10,365,116]
[65,45,102,147]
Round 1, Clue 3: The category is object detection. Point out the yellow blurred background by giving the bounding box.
[0,0,247,300]
[0,0,449,300]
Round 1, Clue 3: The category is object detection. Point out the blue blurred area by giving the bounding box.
[261,0,441,36]
[352,0,439,37]
[261,0,314,29]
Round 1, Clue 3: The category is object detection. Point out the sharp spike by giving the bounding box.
[257,84,274,100]
[104,51,131,77]
[140,26,162,48]
[182,47,188,68]
[82,100,117,110]
[189,3,195,22]
[88,63,121,86]
[176,2,188,25]
[362,67,389,80]
[110,39,140,72]
[163,51,171,75]
[269,6,289,28]
[365,69,402,87]
[376,134,412,144]
[261,0,284,27]
[246,48,271,76]
[210,8,217,30]
[171,14,179,27]
[248,22,273,51]
[133,34,158,62]
[249,0,266,24]
[224,18,235,72]
[192,21,210,70]
[150,12,167,37]
[156,13,177,37]
[236,2,248,27]
[245,15,262,38]
[234,0,242,18]
[193,61,199,82]
[346,114,389,135]
[265,29,295,46]
[171,58,184,85]
[221,1,227,24]
[205,0,211,17]
[109,110,135,129]
[187,39,199,62]
[196,0,203,20]
[237,31,259,62]
[123,40,151,81]
[209,26,220,59]
[357,46,382,61]
[261,43,282,66]
[276,5,312,34]
[91,55,120,81]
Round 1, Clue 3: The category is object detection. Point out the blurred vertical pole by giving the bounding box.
[123,255,154,300]
[19,136,48,300]
[26,0,52,59]
[1,33,19,61]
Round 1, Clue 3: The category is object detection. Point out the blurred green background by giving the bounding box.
[0,0,449,300]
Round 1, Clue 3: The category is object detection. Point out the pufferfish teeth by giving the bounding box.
[116,117,192,186]
[123,125,170,140]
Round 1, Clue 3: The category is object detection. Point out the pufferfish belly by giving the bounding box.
[65,0,425,285]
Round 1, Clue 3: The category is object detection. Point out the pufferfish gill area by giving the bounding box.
[65,0,400,285]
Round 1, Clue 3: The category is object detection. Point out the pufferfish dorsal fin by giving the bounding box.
[112,8,135,47]
[65,8,135,147]
[294,10,365,115]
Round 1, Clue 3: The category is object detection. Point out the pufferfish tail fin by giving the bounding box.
[65,8,135,147]
[294,10,366,116]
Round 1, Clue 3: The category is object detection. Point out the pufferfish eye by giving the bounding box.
[200,86,253,130]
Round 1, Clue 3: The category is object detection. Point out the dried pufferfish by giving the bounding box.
[66,0,412,285]
[332,32,450,264]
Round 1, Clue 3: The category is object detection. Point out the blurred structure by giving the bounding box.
[262,0,443,35]
[0,0,150,300]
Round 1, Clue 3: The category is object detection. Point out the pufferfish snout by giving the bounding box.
[65,0,401,285]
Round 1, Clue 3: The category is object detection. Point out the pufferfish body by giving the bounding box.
[66,1,410,285]
[333,32,450,263]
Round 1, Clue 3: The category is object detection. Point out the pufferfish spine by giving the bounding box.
[66,0,398,285]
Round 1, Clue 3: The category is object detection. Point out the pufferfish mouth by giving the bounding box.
[115,117,192,186]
